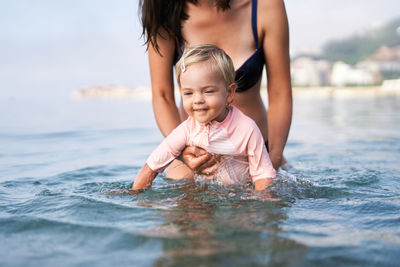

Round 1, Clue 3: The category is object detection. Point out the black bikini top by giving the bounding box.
[174,0,264,93]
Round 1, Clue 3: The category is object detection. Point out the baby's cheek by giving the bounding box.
[183,107,192,116]
[210,96,228,110]
[182,100,192,112]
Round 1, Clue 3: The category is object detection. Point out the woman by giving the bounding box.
[139,0,292,178]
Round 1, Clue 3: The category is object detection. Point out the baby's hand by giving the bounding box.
[253,178,274,191]
[132,164,158,190]
[253,178,280,202]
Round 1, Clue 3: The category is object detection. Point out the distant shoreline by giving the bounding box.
[291,86,400,98]
[73,85,400,100]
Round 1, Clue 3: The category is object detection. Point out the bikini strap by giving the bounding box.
[251,0,259,49]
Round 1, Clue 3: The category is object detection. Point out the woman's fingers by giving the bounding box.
[183,152,212,172]
[198,163,220,177]
[181,146,210,171]
[183,145,208,157]
[181,146,223,175]
[197,154,222,176]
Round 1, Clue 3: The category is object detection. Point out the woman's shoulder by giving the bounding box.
[257,0,289,50]
[258,0,288,30]
[258,0,286,13]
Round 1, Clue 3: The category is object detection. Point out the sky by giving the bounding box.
[0,0,399,97]
[285,0,400,54]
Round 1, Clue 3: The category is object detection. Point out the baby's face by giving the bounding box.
[180,60,234,124]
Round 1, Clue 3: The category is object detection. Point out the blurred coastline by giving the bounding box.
[73,84,400,101]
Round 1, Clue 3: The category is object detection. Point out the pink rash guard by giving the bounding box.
[146,106,276,185]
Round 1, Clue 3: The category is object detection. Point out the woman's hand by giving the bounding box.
[181,146,221,177]
[268,151,283,171]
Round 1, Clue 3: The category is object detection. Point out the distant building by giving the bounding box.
[381,79,400,91]
[73,85,152,99]
[291,57,331,86]
[330,61,381,86]
[358,45,400,79]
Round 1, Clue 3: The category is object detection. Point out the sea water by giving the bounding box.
[1,93,399,266]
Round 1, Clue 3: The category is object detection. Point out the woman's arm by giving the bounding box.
[148,27,182,136]
[260,0,293,169]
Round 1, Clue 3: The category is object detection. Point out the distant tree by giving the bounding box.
[321,17,400,64]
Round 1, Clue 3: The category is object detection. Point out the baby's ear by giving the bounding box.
[228,82,237,93]
[227,83,236,105]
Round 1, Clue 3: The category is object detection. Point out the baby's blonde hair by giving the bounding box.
[176,44,235,89]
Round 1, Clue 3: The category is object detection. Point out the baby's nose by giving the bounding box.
[193,92,205,103]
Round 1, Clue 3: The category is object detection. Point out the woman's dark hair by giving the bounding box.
[139,0,231,55]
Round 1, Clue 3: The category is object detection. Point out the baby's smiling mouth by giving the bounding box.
[193,108,208,112]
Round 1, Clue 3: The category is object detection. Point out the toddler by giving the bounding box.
[133,44,276,191]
